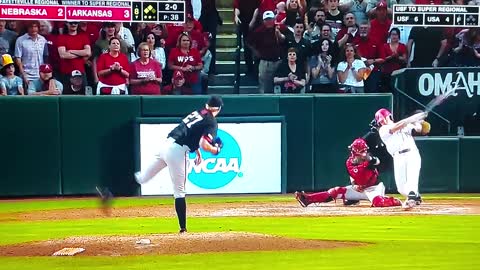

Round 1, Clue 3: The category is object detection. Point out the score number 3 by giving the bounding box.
[182,111,203,128]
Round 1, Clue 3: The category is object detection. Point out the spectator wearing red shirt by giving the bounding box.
[57,21,91,88]
[79,22,102,48]
[168,32,203,94]
[96,37,130,95]
[368,1,391,47]
[249,0,284,30]
[247,11,286,93]
[336,13,361,48]
[356,22,385,93]
[381,27,407,92]
[129,42,162,95]
[165,14,206,56]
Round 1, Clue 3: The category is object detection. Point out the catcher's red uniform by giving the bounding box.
[346,157,378,188]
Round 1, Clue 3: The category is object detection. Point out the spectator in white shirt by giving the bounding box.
[14,21,48,87]
[337,43,367,93]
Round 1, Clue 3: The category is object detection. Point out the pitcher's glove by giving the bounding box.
[211,137,223,155]
[421,121,431,135]
[214,137,223,148]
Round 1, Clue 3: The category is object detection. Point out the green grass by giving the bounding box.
[0,195,479,270]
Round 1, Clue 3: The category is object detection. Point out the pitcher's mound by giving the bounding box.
[0,232,364,256]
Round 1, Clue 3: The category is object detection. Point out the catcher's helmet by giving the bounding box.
[349,138,369,156]
[375,108,392,126]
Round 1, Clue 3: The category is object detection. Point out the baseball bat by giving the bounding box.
[424,82,458,113]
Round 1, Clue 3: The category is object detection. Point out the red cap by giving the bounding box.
[173,70,184,80]
[376,1,387,9]
[39,64,53,73]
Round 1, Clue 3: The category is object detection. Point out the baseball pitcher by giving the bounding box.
[295,138,402,208]
[135,95,224,233]
[374,108,429,209]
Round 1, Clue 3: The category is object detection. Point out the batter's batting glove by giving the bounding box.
[421,121,431,135]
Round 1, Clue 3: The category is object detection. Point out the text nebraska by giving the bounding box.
[70,9,112,17]
[1,8,47,15]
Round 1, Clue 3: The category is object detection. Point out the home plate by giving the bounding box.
[52,247,85,256]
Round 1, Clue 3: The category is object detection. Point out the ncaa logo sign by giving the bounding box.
[187,129,243,189]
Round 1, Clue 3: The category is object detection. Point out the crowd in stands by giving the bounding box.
[0,0,222,96]
[236,0,480,93]
[1,0,480,96]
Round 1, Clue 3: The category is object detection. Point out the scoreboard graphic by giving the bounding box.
[0,0,185,23]
[393,4,479,27]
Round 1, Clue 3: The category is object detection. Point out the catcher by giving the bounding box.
[295,138,402,208]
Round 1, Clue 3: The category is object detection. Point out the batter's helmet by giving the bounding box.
[375,108,392,126]
[349,138,369,156]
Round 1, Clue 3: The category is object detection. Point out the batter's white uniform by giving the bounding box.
[378,123,421,197]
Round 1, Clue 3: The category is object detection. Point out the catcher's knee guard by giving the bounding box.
[371,196,402,207]
[327,187,347,203]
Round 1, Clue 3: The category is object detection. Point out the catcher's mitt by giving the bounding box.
[421,121,431,135]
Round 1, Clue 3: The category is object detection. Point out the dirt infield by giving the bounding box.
[7,199,480,221]
[1,198,479,257]
[0,232,364,256]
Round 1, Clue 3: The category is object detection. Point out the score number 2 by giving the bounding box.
[164,4,178,10]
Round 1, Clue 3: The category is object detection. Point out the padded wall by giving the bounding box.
[0,97,61,196]
[60,96,141,195]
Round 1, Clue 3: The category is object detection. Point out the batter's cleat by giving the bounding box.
[344,200,360,206]
[294,191,310,207]
[415,194,423,205]
[179,228,187,234]
[403,191,417,209]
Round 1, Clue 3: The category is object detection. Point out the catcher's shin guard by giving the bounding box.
[306,191,334,204]
[371,196,402,207]
[327,187,347,203]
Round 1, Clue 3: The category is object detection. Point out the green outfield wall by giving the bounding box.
[0,95,478,197]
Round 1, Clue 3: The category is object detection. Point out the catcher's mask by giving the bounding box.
[349,138,368,156]
[375,108,393,126]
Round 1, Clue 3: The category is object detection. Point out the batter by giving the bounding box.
[375,108,427,209]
